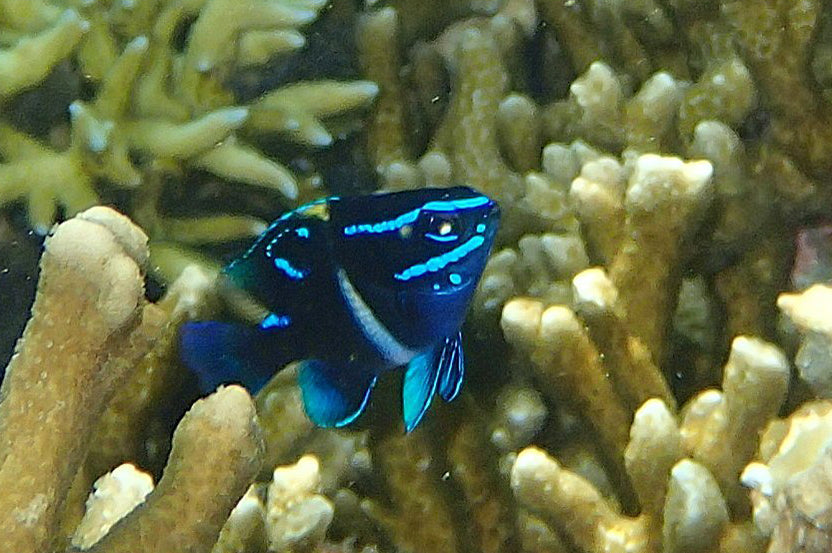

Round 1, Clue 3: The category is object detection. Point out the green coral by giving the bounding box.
[0,0,378,278]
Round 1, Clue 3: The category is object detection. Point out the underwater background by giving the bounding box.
[1,0,832,551]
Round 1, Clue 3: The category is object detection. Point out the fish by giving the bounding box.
[179,186,500,432]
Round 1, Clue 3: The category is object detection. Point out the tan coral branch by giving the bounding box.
[77,386,264,553]
[0,207,163,552]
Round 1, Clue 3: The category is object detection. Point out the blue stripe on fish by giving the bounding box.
[342,195,491,237]
[394,235,485,281]
[425,233,459,242]
[271,257,307,280]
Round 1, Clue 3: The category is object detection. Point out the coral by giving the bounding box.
[362,431,461,553]
[78,385,263,553]
[0,208,263,552]
[499,153,714,371]
[212,486,268,553]
[7,0,832,551]
[510,335,789,553]
[81,264,218,481]
[742,401,832,553]
[266,455,333,551]
[213,454,337,553]
[778,285,832,397]
[71,464,154,549]
[0,0,378,279]
[0,10,87,98]
[0,206,164,552]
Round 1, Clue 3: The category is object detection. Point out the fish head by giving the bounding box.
[391,186,500,292]
[334,186,500,345]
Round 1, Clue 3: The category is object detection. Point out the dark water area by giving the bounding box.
[0,211,42,372]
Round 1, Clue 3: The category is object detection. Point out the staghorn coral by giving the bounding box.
[71,464,154,549]
[0,207,264,553]
[778,285,832,398]
[212,455,335,553]
[0,206,164,552]
[0,0,378,279]
[742,401,832,553]
[76,384,263,553]
[0,208,259,551]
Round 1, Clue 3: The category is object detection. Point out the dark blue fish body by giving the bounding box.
[180,186,500,431]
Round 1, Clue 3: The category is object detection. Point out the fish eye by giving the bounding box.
[399,224,413,238]
[423,214,460,243]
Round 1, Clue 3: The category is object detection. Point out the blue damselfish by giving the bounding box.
[179,186,500,432]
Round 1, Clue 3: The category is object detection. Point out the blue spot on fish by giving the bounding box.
[272,257,307,280]
[261,313,292,329]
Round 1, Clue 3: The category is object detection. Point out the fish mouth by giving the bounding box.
[488,200,501,223]
[482,198,501,235]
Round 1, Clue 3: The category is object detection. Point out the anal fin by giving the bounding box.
[297,360,378,428]
[180,321,287,394]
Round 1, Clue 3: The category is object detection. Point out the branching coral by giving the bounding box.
[76,385,263,553]
[742,401,832,553]
[510,335,789,553]
[0,208,263,552]
[778,284,832,397]
[0,0,379,280]
[6,0,832,552]
[0,206,164,552]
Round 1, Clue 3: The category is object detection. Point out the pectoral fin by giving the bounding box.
[297,359,378,428]
[402,348,442,432]
[402,334,467,432]
[438,332,464,402]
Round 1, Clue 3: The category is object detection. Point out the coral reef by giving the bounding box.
[6,0,832,551]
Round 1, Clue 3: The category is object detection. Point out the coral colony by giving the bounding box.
[1,0,832,552]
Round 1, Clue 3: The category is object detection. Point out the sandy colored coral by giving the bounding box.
[71,464,154,549]
[0,206,163,552]
[362,431,460,553]
[779,285,832,397]
[266,455,333,551]
[78,385,263,553]
[742,401,832,553]
[510,334,791,553]
[0,208,265,553]
[4,0,832,551]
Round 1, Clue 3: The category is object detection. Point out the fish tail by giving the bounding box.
[179,321,290,394]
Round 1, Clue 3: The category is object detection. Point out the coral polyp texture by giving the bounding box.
[5,0,832,552]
